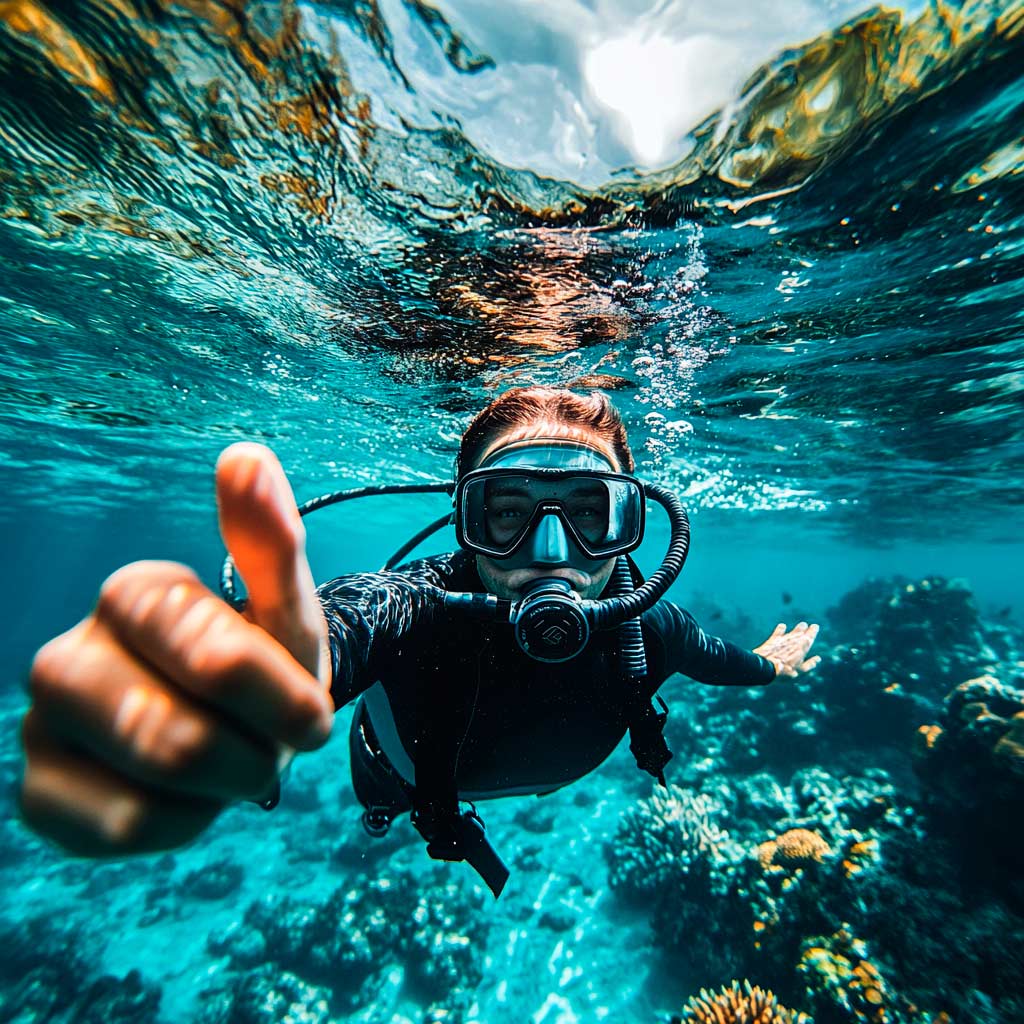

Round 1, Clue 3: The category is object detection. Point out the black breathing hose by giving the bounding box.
[383,513,453,571]
[219,481,454,608]
[583,482,690,630]
[611,556,648,684]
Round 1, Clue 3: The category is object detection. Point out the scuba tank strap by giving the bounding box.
[410,643,510,899]
[627,693,672,788]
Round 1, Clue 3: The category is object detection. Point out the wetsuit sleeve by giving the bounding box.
[316,559,450,709]
[642,600,776,687]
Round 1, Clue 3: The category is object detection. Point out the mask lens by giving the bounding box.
[562,482,609,545]
[459,471,643,558]
[482,478,535,547]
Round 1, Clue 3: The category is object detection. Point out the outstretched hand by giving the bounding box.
[20,443,333,856]
[753,621,821,678]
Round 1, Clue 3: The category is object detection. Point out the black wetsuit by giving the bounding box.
[318,550,775,820]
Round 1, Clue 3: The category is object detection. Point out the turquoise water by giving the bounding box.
[1,2,1023,1022]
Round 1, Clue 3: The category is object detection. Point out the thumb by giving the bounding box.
[216,443,326,682]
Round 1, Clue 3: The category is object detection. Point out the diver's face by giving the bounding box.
[472,428,620,601]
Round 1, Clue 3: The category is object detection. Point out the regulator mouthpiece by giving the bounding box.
[512,578,590,662]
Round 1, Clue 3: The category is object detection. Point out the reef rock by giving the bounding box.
[207,866,487,1019]
[913,673,1024,872]
[828,576,1000,709]
[199,967,337,1024]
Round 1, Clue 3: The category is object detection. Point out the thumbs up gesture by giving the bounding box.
[20,444,334,855]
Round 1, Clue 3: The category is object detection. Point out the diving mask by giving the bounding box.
[455,441,645,570]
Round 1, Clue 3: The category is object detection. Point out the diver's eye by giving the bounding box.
[485,501,531,542]
[486,504,528,521]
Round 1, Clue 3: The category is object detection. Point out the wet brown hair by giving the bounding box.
[456,386,635,478]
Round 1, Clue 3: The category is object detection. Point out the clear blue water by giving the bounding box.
[1,2,1023,1022]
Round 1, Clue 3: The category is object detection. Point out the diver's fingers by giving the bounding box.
[770,623,787,637]
[93,561,332,751]
[29,617,281,801]
[215,443,326,682]
[21,711,222,856]
[800,655,822,672]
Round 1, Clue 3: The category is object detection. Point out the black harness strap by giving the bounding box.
[627,692,672,787]
[410,638,510,899]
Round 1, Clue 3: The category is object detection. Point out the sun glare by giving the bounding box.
[584,28,734,168]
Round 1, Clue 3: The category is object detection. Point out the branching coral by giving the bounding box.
[605,785,749,975]
[606,784,732,896]
[676,979,810,1023]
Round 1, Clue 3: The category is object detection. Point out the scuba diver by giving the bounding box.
[20,387,820,897]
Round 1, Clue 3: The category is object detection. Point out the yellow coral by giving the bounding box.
[842,838,879,878]
[915,724,943,751]
[678,979,810,1023]
[758,828,831,872]
[798,929,891,1024]
[851,960,888,1019]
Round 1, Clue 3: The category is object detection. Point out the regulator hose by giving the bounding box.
[219,481,454,608]
[582,482,690,631]
[610,555,648,684]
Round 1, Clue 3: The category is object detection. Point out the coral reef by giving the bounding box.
[825,576,1003,742]
[605,785,752,984]
[667,576,1021,783]
[757,829,831,872]
[613,577,1024,1024]
[798,928,893,1024]
[199,967,337,1024]
[843,819,1024,1024]
[0,913,162,1023]
[674,979,810,1023]
[205,866,487,1021]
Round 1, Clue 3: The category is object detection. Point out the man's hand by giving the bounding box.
[753,621,821,678]
[20,443,334,856]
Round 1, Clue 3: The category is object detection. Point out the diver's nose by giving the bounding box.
[528,513,571,566]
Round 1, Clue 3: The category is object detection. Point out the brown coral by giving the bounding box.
[757,828,831,872]
[678,979,810,1023]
